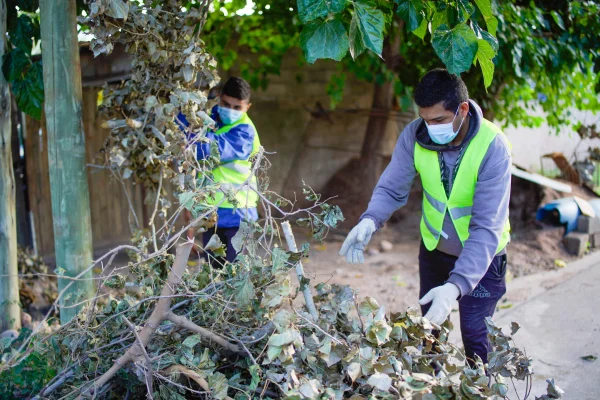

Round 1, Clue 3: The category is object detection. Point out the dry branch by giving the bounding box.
[281,221,318,320]
[166,312,241,354]
[123,316,154,398]
[79,241,240,397]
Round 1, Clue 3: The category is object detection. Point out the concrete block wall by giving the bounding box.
[226,50,415,197]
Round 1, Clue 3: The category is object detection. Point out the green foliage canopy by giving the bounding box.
[205,0,600,133]
[2,0,43,119]
[3,0,598,132]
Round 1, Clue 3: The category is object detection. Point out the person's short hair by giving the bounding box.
[221,77,251,101]
[414,69,469,112]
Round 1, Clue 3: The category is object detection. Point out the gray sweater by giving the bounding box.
[361,100,511,297]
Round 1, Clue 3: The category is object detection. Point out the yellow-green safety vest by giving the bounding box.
[208,113,261,209]
[414,119,511,253]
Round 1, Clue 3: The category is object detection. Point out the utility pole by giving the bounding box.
[0,0,21,332]
[40,0,94,323]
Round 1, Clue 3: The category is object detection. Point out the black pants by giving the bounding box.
[202,227,239,267]
[419,242,507,365]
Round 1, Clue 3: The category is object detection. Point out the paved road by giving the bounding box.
[495,260,600,399]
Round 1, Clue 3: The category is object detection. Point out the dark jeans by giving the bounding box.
[202,227,239,267]
[419,242,507,365]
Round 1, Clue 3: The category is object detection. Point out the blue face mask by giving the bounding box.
[217,106,244,125]
[425,104,466,145]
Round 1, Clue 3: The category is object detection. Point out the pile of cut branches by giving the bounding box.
[0,218,563,399]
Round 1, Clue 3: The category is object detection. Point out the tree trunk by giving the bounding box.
[359,33,401,198]
[0,0,21,332]
[322,31,402,227]
[40,0,94,324]
[358,83,395,203]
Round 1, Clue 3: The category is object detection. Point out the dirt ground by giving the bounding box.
[300,174,598,315]
[300,222,575,317]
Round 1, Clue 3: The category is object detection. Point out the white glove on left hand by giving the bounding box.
[418,282,460,326]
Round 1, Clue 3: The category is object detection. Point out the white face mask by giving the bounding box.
[425,104,466,145]
[218,106,244,125]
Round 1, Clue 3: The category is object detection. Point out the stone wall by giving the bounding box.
[234,51,415,198]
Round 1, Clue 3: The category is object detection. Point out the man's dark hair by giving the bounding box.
[221,77,251,101]
[414,69,468,111]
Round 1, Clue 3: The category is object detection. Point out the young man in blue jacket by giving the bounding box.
[183,77,261,266]
[340,69,511,367]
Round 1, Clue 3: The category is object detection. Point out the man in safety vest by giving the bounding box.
[340,69,511,367]
[184,77,260,265]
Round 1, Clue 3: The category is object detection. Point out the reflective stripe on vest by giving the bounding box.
[207,113,261,209]
[414,119,511,253]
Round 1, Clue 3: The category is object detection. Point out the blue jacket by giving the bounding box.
[179,107,259,228]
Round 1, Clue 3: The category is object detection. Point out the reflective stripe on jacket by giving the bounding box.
[207,112,261,209]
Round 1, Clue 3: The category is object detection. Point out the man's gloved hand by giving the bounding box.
[339,218,377,264]
[418,282,460,326]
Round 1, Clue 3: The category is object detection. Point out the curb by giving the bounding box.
[498,249,600,318]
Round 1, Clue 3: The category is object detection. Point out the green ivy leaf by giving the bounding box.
[346,362,361,382]
[395,0,425,32]
[349,1,384,58]
[366,372,392,391]
[486,16,498,37]
[492,382,508,396]
[231,221,253,253]
[473,0,497,35]
[182,334,203,349]
[104,274,126,289]
[475,39,495,89]
[473,0,492,18]
[235,278,255,306]
[268,329,301,347]
[260,276,291,308]
[510,321,520,335]
[349,13,366,59]
[470,20,498,52]
[456,0,475,23]
[366,319,392,345]
[178,192,195,210]
[208,372,229,400]
[9,14,37,54]
[266,345,282,361]
[248,364,260,391]
[480,29,498,52]
[551,10,565,30]
[2,47,32,82]
[431,9,449,33]
[300,19,349,64]
[412,17,428,40]
[322,204,344,228]
[432,23,478,75]
[358,296,380,316]
[13,61,43,120]
[105,0,130,20]
[297,0,346,24]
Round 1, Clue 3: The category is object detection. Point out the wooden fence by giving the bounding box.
[24,87,149,258]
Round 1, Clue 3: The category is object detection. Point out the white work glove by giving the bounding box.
[419,282,460,326]
[339,218,377,264]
